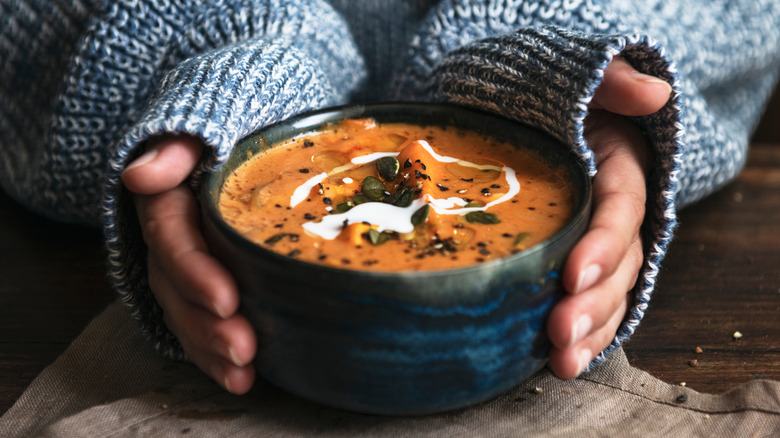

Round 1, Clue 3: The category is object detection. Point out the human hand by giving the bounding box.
[546,56,672,378]
[122,135,257,394]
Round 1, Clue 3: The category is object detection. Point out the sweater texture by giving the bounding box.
[2,0,779,366]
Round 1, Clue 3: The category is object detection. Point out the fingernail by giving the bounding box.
[212,337,243,366]
[212,301,229,319]
[223,376,234,393]
[209,363,233,392]
[575,265,601,293]
[578,348,593,375]
[124,148,158,171]
[570,314,593,347]
[632,71,672,92]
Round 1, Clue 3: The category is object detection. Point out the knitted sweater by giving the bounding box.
[2,0,779,366]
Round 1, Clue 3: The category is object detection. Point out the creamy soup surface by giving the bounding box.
[218,118,575,271]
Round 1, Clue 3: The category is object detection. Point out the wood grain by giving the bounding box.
[0,193,115,414]
[623,142,780,393]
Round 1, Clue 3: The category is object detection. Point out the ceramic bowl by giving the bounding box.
[200,102,592,415]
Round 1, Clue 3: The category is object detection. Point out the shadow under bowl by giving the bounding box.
[200,102,592,415]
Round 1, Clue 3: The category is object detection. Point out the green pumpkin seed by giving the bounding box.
[362,176,387,201]
[376,156,400,181]
[264,233,299,244]
[333,201,355,213]
[514,232,531,246]
[367,228,392,246]
[465,211,500,224]
[351,194,371,205]
[392,188,413,207]
[411,204,431,227]
[384,185,413,207]
[382,185,405,205]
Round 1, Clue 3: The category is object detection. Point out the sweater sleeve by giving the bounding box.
[90,0,365,359]
[0,0,106,223]
[389,0,780,366]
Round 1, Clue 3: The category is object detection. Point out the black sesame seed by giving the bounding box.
[303,139,314,148]
[323,197,332,205]
[299,168,310,173]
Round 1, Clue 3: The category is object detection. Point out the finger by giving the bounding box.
[549,238,643,350]
[172,320,257,394]
[590,56,672,116]
[135,185,239,317]
[563,112,648,294]
[151,261,257,394]
[548,291,630,379]
[122,134,203,195]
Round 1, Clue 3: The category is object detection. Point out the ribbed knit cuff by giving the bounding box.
[102,35,364,360]
[428,26,684,367]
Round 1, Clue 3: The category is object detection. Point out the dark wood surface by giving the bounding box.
[1,109,779,416]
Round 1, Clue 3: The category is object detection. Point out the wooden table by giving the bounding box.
[1,116,779,416]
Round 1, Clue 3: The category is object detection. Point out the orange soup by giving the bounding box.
[217,118,575,271]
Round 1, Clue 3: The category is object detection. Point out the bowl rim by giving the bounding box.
[201,101,592,281]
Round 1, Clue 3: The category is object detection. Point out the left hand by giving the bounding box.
[122,135,257,394]
[545,56,672,378]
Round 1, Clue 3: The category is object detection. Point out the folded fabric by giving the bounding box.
[2,300,778,437]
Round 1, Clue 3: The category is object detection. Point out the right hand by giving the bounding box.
[122,135,257,394]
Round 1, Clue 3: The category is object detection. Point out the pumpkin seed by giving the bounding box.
[514,232,531,246]
[411,204,431,227]
[465,211,500,224]
[382,185,406,205]
[352,194,371,205]
[333,201,355,213]
[384,185,414,207]
[376,156,400,181]
[362,176,387,201]
[392,188,413,207]
[264,233,298,244]
[367,228,392,246]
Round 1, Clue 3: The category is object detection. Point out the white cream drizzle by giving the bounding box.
[293,140,521,239]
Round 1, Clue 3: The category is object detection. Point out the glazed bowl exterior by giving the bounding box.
[201,102,592,415]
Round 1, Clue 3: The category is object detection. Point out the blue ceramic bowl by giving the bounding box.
[201,103,591,415]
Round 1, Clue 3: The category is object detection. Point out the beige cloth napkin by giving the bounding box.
[2,301,779,437]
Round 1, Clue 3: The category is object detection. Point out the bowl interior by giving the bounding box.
[202,102,592,285]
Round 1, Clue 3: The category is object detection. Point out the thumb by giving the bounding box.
[590,56,672,117]
[122,135,203,195]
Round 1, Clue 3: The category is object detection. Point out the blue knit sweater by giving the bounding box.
[2,0,779,366]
